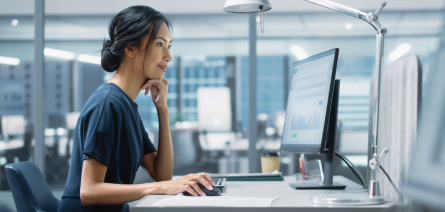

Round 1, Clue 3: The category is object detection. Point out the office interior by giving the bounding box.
[0,0,444,211]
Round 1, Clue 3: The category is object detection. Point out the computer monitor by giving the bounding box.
[281,48,338,153]
[280,48,345,189]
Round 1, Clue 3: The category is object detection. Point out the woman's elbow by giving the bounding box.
[80,188,96,206]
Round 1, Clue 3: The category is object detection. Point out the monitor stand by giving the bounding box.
[289,80,346,190]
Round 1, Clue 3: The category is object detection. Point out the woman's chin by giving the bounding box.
[145,72,164,79]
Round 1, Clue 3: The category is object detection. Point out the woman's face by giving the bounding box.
[134,23,172,80]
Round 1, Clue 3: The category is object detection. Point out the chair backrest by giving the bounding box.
[4,161,60,212]
[367,55,422,201]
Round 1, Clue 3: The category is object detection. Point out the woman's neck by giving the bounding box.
[107,66,146,102]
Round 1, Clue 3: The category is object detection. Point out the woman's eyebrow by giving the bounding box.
[156,37,172,43]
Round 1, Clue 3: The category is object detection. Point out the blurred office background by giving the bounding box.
[0,0,443,209]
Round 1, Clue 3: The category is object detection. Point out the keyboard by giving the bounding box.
[212,177,226,192]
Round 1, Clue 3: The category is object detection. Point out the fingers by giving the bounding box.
[141,79,168,90]
[196,175,214,190]
[189,181,206,196]
[185,185,198,196]
[145,84,152,95]
[201,173,216,187]
[141,79,168,96]
[142,80,162,91]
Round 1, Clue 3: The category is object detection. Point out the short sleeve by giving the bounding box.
[141,121,156,155]
[82,100,115,167]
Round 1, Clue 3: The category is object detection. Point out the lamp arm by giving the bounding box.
[373,1,386,16]
[305,0,387,34]
[304,0,387,146]
[305,0,367,19]
[304,0,388,197]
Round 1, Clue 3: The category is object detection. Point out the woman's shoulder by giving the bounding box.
[81,84,127,115]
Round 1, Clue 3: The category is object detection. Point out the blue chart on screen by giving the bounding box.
[282,52,335,146]
[290,112,321,130]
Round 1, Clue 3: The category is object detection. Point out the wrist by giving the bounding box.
[156,106,169,114]
[145,182,165,195]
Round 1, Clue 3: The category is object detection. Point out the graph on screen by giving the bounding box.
[282,52,335,145]
[291,111,321,130]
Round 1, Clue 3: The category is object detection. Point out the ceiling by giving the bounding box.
[0,0,443,62]
[0,0,444,15]
[0,10,443,41]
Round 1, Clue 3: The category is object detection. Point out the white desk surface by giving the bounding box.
[131,176,397,212]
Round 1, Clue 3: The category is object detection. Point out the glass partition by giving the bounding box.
[0,1,35,194]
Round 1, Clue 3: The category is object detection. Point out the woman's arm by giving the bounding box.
[153,106,173,180]
[80,158,215,206]
[141,78,173,181]
[80,158,159,206]
[141,107,173,181]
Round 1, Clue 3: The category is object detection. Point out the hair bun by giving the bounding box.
[101,40,121,72]
[104,40,113,48]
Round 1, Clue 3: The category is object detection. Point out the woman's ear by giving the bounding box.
[124,45,136,58]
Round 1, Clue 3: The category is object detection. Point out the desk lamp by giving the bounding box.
[223,0,389,205]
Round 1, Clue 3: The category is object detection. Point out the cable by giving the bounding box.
[333,151,404,203]
[336,154,365,188]
[338,152,366,186]
[258,6,265,33]
[335,152,365,188]
[335,152,366,188]
[379,165,404,204]
[335,151,366,188]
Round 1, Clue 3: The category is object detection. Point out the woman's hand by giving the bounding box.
[158,173,215,196]
[141,78,169,109]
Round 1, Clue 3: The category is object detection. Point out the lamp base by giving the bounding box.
[289,182,346,190]
[311,194,385,205]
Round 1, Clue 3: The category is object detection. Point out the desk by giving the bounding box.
[131,176,396,212]
[0,139,24,152]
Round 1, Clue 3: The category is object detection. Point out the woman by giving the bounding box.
[58,5,215,212]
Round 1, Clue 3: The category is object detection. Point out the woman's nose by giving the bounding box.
[165,50,172,62]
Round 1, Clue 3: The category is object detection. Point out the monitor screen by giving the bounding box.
[280,49,338,153]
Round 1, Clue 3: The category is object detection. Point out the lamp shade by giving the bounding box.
[223,0,272,13]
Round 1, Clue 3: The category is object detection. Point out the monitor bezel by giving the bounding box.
[280,48,339,154]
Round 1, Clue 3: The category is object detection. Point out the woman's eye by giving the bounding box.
[157,43,163,47]
[168,45,172,49]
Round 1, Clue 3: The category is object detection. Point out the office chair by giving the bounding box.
[192,131,205,162]
[367,54,422,201]
[4,161,60,212]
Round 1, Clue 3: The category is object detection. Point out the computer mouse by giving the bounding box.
[183,183,221,196]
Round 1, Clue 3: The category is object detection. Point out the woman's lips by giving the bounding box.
[158,65,167,72]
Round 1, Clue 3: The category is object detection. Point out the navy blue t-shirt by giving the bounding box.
[58,83,157,212]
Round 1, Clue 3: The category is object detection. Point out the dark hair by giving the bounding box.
[101,6,171,72]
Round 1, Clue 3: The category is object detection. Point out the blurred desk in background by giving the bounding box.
[198,134,281,174]
[0,140,24,152]
[199,133,280,151]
